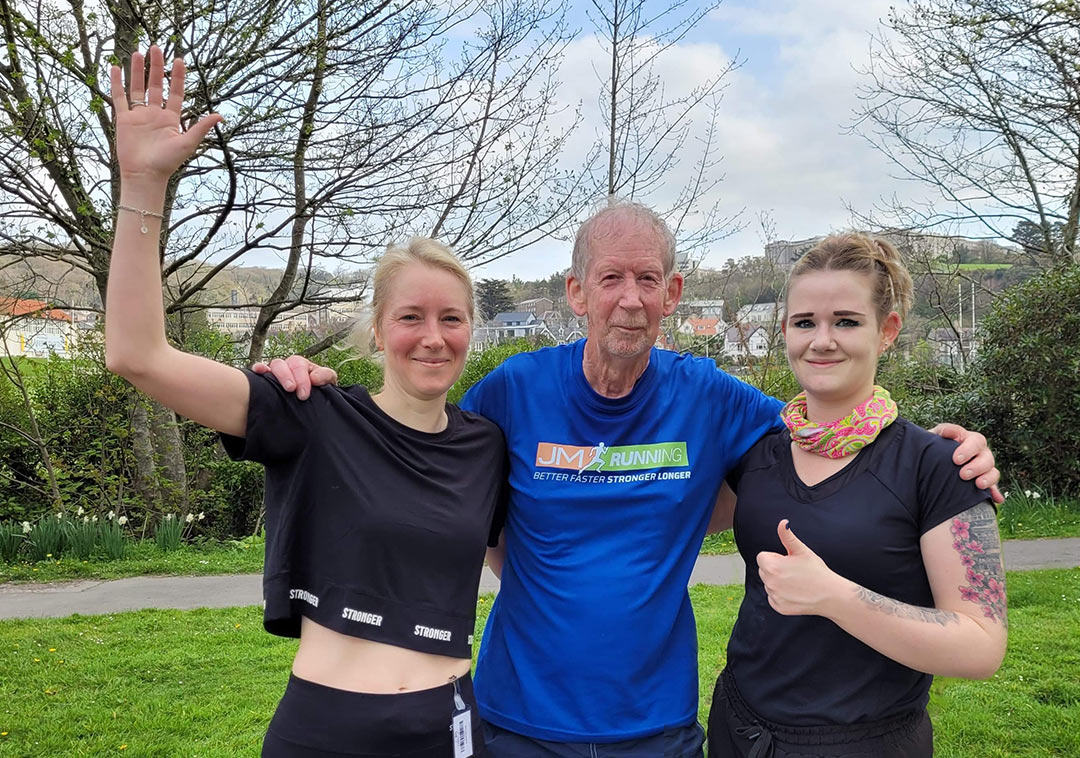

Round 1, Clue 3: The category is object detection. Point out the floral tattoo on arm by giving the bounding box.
[950,502,1007,627]
[854,586,958,626]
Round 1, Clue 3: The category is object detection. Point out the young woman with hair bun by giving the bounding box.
[105,47,504,757]
[707,233,1007,757]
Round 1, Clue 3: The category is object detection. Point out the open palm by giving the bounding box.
[110,46,222,182]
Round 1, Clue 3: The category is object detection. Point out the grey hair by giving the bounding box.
[570,197,677,281]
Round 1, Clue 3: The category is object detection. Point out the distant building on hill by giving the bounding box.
[517,297,554,315]
[764,237,824,269]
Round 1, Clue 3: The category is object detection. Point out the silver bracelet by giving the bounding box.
[117,204,164,234]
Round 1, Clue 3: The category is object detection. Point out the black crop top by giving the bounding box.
[220,371,507,659]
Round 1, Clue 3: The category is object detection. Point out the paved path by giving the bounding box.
[2,538,1078,621]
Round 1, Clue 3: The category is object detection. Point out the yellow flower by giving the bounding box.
[2,731,8,736]
[234,623,241,629]
[120,745,128,750]
[49,648,56,652]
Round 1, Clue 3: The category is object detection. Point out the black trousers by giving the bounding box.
[262,673,486,757]
[707,670,933,758]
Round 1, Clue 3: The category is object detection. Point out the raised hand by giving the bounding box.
[756,519,845,617]
[110,46,223,183]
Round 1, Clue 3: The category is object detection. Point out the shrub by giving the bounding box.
[0,362,44,522]
[448,339,537,403]
[31,337,134,515]
[974,264,1080,494]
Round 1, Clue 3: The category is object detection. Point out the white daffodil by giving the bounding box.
[107,510,116,520]
[1024,490,1032,498]
[83,516,90,523]
[197,512,205,521]
[77,506,85,516]
[1032,492,1041,500]
[165,513,174,521]
[118,516,128,526]
[55,512,63,520]
[21,521,31,534]
[92,515,99,523]
[185,513,194,524]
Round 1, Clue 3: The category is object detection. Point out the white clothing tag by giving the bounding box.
[452,710,473,758]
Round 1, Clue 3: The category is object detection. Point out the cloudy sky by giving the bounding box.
[476,0,930,281]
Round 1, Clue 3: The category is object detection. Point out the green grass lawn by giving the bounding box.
[700,497,1080,556]
[0,540,265,584]
[997,495,1080,542]
[1,570,1077,757]
[956,262,1014,270]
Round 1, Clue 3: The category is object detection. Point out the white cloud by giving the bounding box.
[477,0,954,281]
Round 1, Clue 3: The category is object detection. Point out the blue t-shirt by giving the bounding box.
[460,340,783,741]
[726,418,989,726]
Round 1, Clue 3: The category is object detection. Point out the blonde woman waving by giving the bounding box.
[107,47,504,757]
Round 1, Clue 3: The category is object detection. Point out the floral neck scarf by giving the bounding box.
[781,386,898,459]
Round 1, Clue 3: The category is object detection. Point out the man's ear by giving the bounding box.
[567,274,588,317]
[663,273,684,317]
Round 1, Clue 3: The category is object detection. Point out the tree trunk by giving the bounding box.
[247,0,328,365]
[150,400,188,512]
[129,397,161,510]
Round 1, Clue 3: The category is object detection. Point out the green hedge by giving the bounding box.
[973,264,1080,494]
[0,334,544,538]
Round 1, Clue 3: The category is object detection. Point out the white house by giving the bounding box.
[735,302,781,325]
[724,324,773,359]
[0,297,75,358]
[683,299,726,320]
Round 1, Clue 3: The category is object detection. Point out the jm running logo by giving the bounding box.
[535,441,688,472]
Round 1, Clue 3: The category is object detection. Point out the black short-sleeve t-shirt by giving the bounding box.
[726,417,989,726]
[220,371,508,659]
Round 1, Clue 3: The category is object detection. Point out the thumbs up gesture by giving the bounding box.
[756,519,843,617]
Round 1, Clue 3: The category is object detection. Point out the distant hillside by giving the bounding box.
[0,257,318,311]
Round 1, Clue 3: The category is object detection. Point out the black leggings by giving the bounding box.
[262,673,485,757]
[707,669,933,758]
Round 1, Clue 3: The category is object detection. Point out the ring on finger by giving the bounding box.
[130,102,148,107]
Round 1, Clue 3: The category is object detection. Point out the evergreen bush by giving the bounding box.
[973,264,1080,494]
